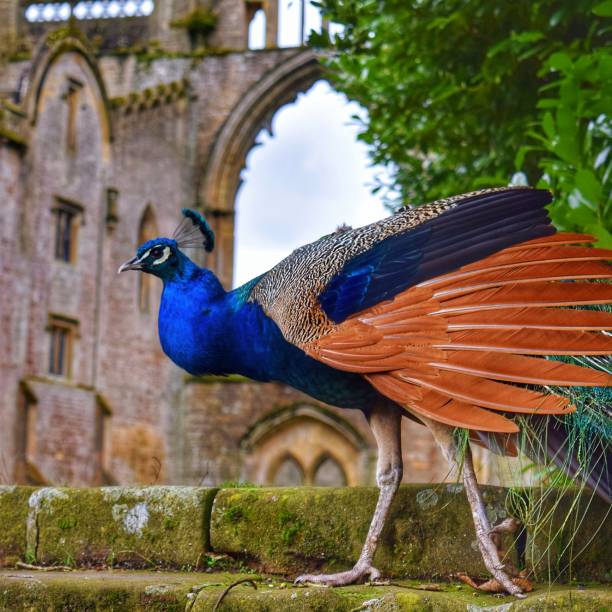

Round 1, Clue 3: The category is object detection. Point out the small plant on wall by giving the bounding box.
[171,2,218,50]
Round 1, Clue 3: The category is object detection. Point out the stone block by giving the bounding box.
[30,486,217,569]
[0,485,34,566]
[210,484,611,580]
[210,484,503,577]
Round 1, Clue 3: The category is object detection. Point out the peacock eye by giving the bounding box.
[151,246,164,258]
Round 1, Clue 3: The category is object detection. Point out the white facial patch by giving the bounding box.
[152,246,171,266]
[137,249,151,264]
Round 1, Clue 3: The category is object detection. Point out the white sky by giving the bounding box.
[233,81,390,286]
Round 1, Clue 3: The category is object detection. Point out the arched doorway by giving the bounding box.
[241,404,369,486]
[136,205,158,313]
[201,49,388,288]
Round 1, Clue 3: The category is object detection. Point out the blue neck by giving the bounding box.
[158,270,307,380]
[156,261,382,410]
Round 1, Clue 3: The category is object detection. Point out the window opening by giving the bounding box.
[14,384,46,484]
[95,397,114,484]
[63,78,83,154]
[248,7,266,50]
[313,454,347,486]
[137,206,158,313]
[53,199,82,263]
[278,0,322,47]
[25,0,155,23]
[273,455,304,486]
[48,315,78,377]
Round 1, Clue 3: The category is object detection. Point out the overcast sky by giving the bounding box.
[233,80,390,287]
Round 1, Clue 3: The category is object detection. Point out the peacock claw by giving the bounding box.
[295,562,382,587]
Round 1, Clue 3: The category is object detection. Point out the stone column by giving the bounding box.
[264,0,278,49]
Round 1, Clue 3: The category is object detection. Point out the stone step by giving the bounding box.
[0,570,610,611]
[0,484,609,582]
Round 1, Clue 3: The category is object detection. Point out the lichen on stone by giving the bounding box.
[112,502,149,536]
[29,486,217,569]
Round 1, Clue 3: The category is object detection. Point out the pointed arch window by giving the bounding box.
[137,206,158,313]
[273,454,304,486]
[313,454,347,487]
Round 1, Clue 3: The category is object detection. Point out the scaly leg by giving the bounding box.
[421,417,526,598]
[295,402,403,586]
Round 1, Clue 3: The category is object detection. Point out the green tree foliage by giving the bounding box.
[312,0,611,243]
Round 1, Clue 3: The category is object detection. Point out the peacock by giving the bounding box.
[118,187,611,597]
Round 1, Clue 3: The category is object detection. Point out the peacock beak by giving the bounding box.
[117,256,143,274]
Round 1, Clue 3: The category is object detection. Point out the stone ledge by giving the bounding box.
[211,485,611,581]
[1,485,609,583]
[0,570,610,611]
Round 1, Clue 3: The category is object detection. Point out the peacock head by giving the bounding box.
[118,209,214,279]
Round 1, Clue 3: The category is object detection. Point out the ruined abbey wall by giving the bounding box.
[0,0,479,489]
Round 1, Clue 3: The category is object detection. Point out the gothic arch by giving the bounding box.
[201,49,324,215]
[241,403,368,453]
[270,452,305,486]
[23,31,113,145]
[312,452,347,486]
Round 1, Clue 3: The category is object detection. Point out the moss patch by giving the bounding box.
[31,487,217,570]
[0,570,610,612]
[0,486,34,566]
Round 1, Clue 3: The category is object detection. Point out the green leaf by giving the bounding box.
[512,31,544,44]
[593,1,612,17]
[587,224,612,248]
[547,52,573,73]
[574,169,602,209]
[566,202,598,225]
[542,112,556,140]
[536,99,559,109]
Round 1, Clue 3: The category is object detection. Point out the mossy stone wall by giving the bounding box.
[0,485,34,566]
[29,486,217,569]
[0,485,609,582]
[210,484,511,577]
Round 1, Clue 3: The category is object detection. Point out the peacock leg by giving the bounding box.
[421,417,526,598]
[295,403,403,586]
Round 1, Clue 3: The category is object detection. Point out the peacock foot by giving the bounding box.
[456,571,533,595]
[294,561,381,587]
[489,517,522,578]
[475,529,527,598]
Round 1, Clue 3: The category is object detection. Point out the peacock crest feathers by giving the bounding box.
[173,208,215,252]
